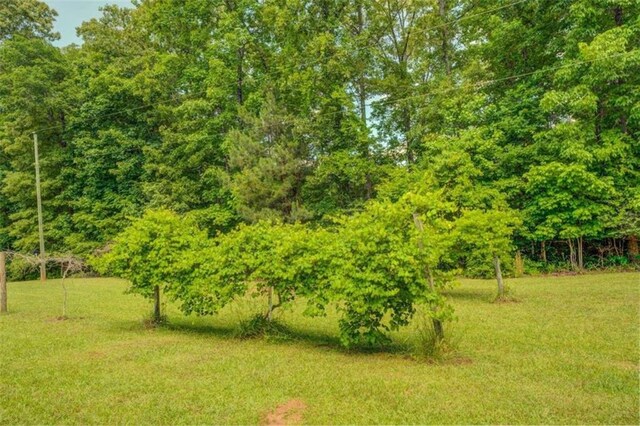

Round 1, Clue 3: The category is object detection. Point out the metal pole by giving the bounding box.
[33,133,46,282]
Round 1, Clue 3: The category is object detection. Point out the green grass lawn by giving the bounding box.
[0,272,638,424]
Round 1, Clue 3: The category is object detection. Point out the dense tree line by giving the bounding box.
[1,0,638,279]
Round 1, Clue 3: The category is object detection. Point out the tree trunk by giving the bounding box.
[568,239,577,271]
[628,235,639,257]
[412,213,444,340]
[61,264,70,318]
[356,4,373,201]
[494,255,504,297]
[611,238,619,256]
[356,2,367,126]
[614,5,623,26]
[405,109,414,164]
[357,0,367,128]
[153,285,161,323]
[438,0,451,76]
[236,47,245,105]
[358,77,368,124]
[61,279,67,318]
[358,77,373,200]
[426,266,443,340]
[577,236,584,270]
[0,252,6,314]
[541,241,547,262]
[266,286,274,322]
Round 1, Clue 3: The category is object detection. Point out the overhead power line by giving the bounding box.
[30,48,637,136]
[374,50,637,109]
[30,0,534,134]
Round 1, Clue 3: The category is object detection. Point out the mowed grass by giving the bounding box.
[0,273,638,425]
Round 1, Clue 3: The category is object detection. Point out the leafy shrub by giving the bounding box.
[452,208,521,299]
[454,209,522,275]
[190,196,457,348]
[6,256,38,281]
[521,259,556,275]
[463,253,514,278]
[94,201,463,349]
[606,255,629,267]
[92,209,209,321]
[317,198,456,347]
[188,221,326,319]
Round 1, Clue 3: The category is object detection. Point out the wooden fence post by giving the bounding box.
[1,251,7,313]
[494,254,504,298]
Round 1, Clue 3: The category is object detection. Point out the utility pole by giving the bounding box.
[33,133,46,282]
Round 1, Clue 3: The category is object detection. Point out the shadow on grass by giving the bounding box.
[166,320,237,339]
[110,315,416,358]
[444,288,494,303]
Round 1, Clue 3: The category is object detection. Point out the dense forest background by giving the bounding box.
[1,0,638,277]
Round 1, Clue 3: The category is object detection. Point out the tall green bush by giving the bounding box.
[93,209,208,323]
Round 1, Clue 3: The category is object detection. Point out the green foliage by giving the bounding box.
[224,98,313,223]
[319,199,456,347]
[120,200,458,347]
[0,0,59,41]
[2,0,639,293]
[605,255,630,267]
[184,199,458,347]
[92,210,208,311]
[524,163,614,241]
[188,220,324,317]
[454,209,522,278]
[0,35,71,253]
[303,150,381,217]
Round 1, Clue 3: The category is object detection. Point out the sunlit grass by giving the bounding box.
[0,272,638,424]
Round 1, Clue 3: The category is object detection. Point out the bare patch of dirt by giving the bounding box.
[263,399,307,426]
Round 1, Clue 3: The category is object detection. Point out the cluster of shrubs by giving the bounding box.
[94,193,519,347]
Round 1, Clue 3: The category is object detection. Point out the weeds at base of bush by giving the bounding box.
[411,316,458,363]
[493,285,520,303]
[235,314,292,341]
[493,294,520,303]
[142,313,168,329]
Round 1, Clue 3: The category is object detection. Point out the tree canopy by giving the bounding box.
[1,0,638,276]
